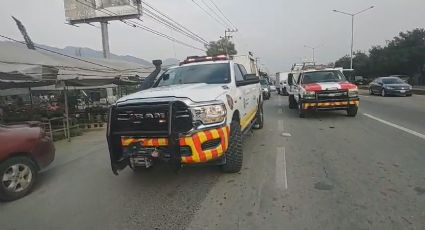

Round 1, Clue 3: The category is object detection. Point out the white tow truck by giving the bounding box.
[107,55,264,174]
[286,63,359,118]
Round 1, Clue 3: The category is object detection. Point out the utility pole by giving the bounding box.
[100,21,110,59]
[221,28,238,57]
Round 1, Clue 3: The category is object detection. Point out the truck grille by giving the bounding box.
[112,101,193,135]
[316,90,348,100]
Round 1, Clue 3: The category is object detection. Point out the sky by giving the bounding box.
[1,0,424,73]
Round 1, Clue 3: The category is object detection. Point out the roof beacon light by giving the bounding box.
[180,55,229,65]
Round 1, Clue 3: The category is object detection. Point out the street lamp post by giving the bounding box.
[333,6,375,69]
[304,45,322,63]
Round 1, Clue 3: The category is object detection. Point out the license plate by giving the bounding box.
[400,90,406,93]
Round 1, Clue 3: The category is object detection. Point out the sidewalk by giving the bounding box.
[44,128,107,171]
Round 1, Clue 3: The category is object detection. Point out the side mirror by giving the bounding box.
[244,74,259,82]
[288,73,294,86]
[236,74,260,86]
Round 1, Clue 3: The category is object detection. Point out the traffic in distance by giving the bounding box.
[1,1,424,230]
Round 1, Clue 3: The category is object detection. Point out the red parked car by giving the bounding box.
[0,124,55,201]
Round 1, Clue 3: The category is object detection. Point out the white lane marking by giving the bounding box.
[278,120,284,131]
[276,147,288,190]
[363,113,425,140]
[278,108,283,114]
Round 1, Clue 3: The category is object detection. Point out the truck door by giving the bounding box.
[233,64,248,128]
[236,64,258,131]
[293,73,302,103]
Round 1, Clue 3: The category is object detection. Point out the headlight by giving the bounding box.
[262,88,269,92]
[386,86,394,89]
[348,89,359,97]
[303,91,315,99]
[191,103,226,125]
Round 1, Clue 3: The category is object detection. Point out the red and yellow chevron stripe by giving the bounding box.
[303,100,359,109]
[121,126,230,164]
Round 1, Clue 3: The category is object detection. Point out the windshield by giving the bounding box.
[156,63,230,87]
[382,78,405,84]
[301,71,345,84]
[260,79,268,85]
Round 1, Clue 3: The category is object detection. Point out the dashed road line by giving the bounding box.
[276,147,288,190]
[278,120,284,131]
[363,113,425,140]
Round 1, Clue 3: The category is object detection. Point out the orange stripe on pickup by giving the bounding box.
[192,133,206,162]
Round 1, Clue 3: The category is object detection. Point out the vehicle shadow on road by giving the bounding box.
[285,108,352,120]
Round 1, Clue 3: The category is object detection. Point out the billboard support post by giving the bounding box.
[64,0,142,59]
[100,21,110,59]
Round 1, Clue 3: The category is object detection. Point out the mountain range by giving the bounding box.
[0,41,180,67]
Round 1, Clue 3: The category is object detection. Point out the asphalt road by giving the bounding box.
[1,91,424,230]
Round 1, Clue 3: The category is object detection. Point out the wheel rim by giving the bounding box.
[2,164,33,192]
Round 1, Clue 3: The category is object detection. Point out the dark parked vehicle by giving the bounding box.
[369,77,412,97]
[0,124,55,201]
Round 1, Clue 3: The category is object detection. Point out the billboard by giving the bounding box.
[64,0,141,24]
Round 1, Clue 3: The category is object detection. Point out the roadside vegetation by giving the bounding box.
[335,28,425,85]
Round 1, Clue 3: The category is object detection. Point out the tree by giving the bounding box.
[334,51,369,77]
[205,38,237,56]
[334,28,425,84]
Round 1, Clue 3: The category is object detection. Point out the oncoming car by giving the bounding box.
[369,76,412,96]
[107,55,263,174]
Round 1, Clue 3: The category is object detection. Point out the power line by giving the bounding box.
[198,0,233,29]
[0,34,120,71]
[75,0,205,51]
[207,0,237,30]
[190,0,228,28]
[143,8,207,45]
[140,1,209,44]
[122,19,206,51]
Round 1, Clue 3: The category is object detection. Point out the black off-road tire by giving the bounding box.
[253,103,264,129]
[221,122,243,173]
[347,106,358,117]
[289,95,297,109]
[0,156,38,202]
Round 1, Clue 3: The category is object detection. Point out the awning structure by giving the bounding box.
[0,41,158,142]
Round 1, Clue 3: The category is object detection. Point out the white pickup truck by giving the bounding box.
[107,55,263,174]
